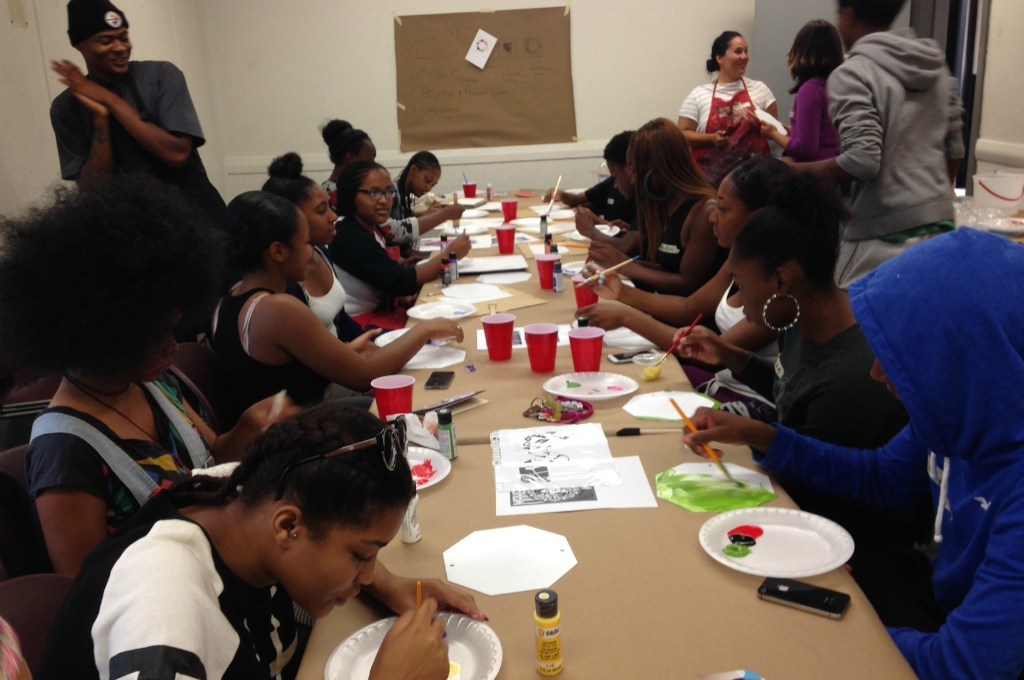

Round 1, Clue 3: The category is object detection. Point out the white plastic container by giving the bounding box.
[973,173,1024,214]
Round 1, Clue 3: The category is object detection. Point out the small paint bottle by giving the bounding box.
[577,316,589,327]
[400,494,422,543]
[540,215,548,241]
[534,590,562,676]
[486,183,492,201]
[450,253,459,281]
[441,255,451,288]
[437,408,457,460]
[549,243,559,255]
[552,259,563,293]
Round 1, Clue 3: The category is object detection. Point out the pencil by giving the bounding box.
[668,398,741,486]
[573,256,640,288]
[416,580,422,609]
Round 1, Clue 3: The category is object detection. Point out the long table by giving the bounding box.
[297,199,917,680]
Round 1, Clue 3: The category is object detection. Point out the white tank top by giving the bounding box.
[302,249,347,335]
[715,281,778,361]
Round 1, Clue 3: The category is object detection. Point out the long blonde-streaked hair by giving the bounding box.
[632,118,716,263]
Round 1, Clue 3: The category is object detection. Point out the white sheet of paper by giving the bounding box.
[458,255,528,274]
[495,456,657,516]
[476,272,532,285]
[442,283,513,304]
[443,525,577,596]
[490,423,612,466]
[403,346,467,371]
[465,28,498,69]
[622,391,719,421]
[602,327,659,350]
[476,324,572,351]
[755,108,787,135]
[418,235,492,252]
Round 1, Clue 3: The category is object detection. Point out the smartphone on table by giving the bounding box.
[757,578,850,619]
[424,371,455,390]
[607,350,650,364]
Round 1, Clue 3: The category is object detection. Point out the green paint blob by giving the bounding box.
[655,471,776,513]
[723,544,752,558]
[566,381,581,388]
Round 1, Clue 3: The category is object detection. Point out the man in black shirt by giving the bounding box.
[49,0,225,222]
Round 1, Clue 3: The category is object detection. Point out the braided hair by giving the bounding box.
[171,403,414,540]
[396,151,441,219]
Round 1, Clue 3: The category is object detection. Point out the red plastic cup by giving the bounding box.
[501,199,518,222]
[568,327,605,372]
[462,183,477,198]
[371,375,415,421]
[572,275,599,308]
[386,245,401,262]
[524,323,559,373]
[482,313,516,361]
[495,225,516,254]
[536,254,561,290]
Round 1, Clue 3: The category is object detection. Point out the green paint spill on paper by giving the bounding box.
[722,544,752,558]
[655,470,776,513]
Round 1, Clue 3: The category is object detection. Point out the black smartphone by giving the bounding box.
[424,371,455,390]
[607,350,650,364]
[757,578,850,619]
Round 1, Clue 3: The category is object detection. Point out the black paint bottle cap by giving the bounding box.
[437,407,452,424]
[535,589,558,618]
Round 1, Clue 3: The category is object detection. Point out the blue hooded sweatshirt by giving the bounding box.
[753,228,1024,679]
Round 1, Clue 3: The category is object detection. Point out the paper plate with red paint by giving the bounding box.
[542,372,639,401]
[407,446,452,490]
[699,507,854,578]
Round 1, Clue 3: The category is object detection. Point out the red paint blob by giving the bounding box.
[410,459,436,487]
[727,524,764,539]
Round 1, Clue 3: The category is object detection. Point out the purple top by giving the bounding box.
[785,77,839,162]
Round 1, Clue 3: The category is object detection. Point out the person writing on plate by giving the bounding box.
[682,228,1024,680]
[677,31,778,186]
[49,0,225,222]
[38,403,486,680]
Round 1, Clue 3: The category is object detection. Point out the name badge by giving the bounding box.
[658,243,680,254]
[774,358,784,378]
[606,198,615,205]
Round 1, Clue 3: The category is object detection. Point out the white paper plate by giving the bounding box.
[457,197,486,207]
[476,272,532,285]
[458,255,528,274]
[459,209,488,219]
[699,507,855,578]
[510,218,576,235]
[567,225,621,242]
[407,300,477,320]
[528,203,566,214]
[542,371,640,401]
[407,446,452,489]
[374,328,454,347]
[324,612,502,680]
[441,222,491,236]
[478,201,504,212]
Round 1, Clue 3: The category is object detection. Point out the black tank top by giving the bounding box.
[653,199,729,285]
[212,288,330,427]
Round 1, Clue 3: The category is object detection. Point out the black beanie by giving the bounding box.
[67,0,129,46]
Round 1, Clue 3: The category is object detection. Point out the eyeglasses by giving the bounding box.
[273,418,407,500]
[357,187,398,201]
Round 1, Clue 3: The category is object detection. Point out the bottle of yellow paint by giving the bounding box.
[534,590,562,675]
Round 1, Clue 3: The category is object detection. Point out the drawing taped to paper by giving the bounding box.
[511,486,597,506]
[465,28,498,69]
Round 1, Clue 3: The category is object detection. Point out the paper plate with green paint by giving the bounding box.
[655,462,775,513]
[699,507,855,578]
[542,372,639,401]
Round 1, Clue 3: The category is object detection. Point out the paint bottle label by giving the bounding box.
[552,263,563,293]
[535,622,562,675]
[400,494,422,543]
[441,259,451,288]
[439,427,458,460]
[451,255,459,281]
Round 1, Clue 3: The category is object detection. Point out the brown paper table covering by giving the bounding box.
[296,440,916,680]
[299,197,917,679]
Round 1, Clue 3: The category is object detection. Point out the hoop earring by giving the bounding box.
[291,533,298,539]
[643,171,671,202]
[762,294,800,332]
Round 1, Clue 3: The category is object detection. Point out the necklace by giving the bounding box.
[63,373,159,442]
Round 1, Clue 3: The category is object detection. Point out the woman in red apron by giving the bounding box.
[678,32,777,186]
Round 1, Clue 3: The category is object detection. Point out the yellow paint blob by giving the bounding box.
[448,660,462,680]
[641,364,663,381]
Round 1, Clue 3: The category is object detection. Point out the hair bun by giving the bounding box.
[267,152,303,179]
[706,57,719,73]
[770,172,848,227]
[321,119,353,146]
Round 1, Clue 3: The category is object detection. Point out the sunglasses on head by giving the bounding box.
[273,418,407,500]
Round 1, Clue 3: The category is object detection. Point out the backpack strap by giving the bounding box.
[30,413,158,507]
[141,382,213,470]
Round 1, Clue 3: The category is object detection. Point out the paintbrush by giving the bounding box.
[573,256,640,288]
[655,313,703,367]
[545,174,563,215]
[616,427,679,436]
[669,398,742,487]
[416,580,422,609]
[462,171,469,185]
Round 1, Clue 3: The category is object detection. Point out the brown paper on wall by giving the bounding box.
[394,7,576,151]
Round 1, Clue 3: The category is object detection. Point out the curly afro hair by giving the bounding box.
[0,177,227,378]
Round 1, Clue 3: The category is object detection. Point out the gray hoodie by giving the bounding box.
[828,28,965,241]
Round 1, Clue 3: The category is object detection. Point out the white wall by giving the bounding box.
[201,0,756,199]
[974,0,1024,174]
[0,0,223,217]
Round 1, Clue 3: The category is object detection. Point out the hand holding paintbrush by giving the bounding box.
[669,398,743,487]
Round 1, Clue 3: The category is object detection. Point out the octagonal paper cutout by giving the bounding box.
[443,525,577,596]
[622,390,719,422]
